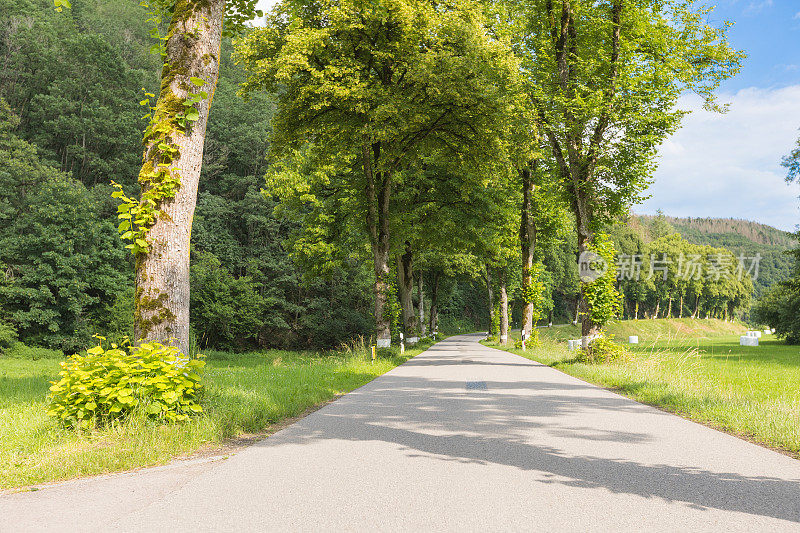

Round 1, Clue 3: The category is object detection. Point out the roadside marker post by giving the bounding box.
[371,345,376,363]
[400,332,405,354]
[521,330,526,351]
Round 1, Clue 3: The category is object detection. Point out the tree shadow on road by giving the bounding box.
[261,371,800,524]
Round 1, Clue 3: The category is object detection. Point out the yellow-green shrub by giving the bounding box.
[47,342,204,427]
[579,333,627,364]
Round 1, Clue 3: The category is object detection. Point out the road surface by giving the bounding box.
[2,333,800,532]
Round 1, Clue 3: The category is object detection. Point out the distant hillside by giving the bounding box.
[633,214,796,298]
[638,215,795,248]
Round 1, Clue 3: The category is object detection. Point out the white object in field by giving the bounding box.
[764,329,771,335]
[500,334,507,342]
[407,336,419,345]
[567,339,579,351]
[628,336,638,344]
[771,328,776,334]
[746,331,761,338]
[376,338,391,348]
[739,336,759,347]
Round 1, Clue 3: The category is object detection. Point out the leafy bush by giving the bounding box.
[515,329,541,349]
[578,333,627,364]
[0,321,18,354]
[6,341,64,360]
[752,280,800,344]
[48,342,205,428]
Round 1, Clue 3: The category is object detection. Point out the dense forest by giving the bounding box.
[0,0,783,355]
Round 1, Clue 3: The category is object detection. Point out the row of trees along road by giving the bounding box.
[57,0,742,353]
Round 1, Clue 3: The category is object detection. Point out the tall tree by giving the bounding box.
[52,0,264,356]
[237,0,516,346]
[504,0,743,339]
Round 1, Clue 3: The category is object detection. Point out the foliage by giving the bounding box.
[47,341,205,428]
[0,101,132,352]
[190,251,267,350]
[583,233,622,327]
[752,280,800,344]
[0,321,18,354]
[580,333,627,364]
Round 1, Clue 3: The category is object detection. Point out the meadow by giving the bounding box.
[0,340,434,490]
[486,319,800,456]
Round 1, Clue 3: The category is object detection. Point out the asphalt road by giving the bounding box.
[3,333,800,532]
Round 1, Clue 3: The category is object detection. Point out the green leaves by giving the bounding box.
[47,341,205,428]
[52,0,71,12]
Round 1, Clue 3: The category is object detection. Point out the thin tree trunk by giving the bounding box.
[417,274,426,336]
[667,295,673,318]
[429,272,440,334]
[635,301,639,320]
[654,299,660,319]
[485,265,495,336]
[693,295,700,319]
[397,242,416,339]
[519,164,535,338]
[499,270,509,344]
[134,0,225,356]
[679,293,684,318]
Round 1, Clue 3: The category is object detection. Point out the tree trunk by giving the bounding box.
[429,272,440,334]
[499,271,509,344]
[519,164,535,338]
[396,242,416,339]
[485,265,495,336]
[679,293,684,318]
[654,299,660,319]
[417,274,426,336]
[634,301,639,320]
[134,0,225,356]
[693,295,700,319]
[667,295,673,318]
[363,142,392,347]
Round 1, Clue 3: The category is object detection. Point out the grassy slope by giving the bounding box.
[0,340,435,489]
[486,319,800,457]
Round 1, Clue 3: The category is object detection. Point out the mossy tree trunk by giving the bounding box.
[363,142,393,347]
[134,0,225,356]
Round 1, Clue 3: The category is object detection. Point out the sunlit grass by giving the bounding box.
[0,339,434,489]
[485,319,800,456]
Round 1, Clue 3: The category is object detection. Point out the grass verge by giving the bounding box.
[484,319,800,457]
[0,338,435,490]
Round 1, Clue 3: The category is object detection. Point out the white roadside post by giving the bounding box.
[521,330,526,351]
[628,336,639,344]
[400,332,405,355]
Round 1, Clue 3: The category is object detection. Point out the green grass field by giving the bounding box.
[485,319,800,456]
[0,340,434,490]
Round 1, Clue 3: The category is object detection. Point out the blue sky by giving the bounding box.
[638,0,800,231]
[254,0,800,231]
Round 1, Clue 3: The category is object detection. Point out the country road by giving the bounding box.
[3,333,800,532]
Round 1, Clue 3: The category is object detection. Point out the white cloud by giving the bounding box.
[636,85,800,231]
[746,0,773,13]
